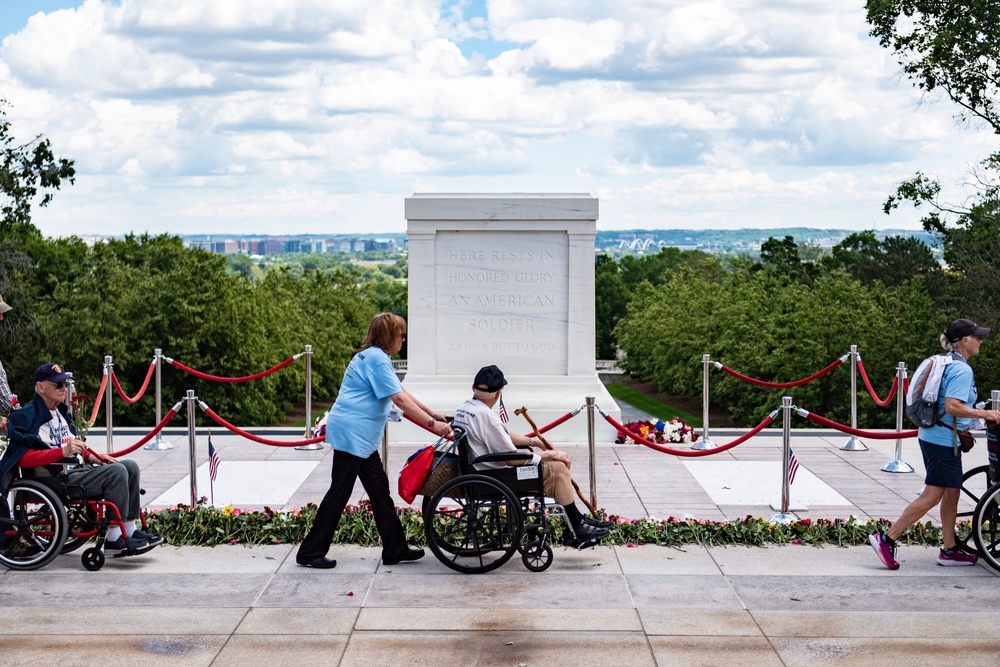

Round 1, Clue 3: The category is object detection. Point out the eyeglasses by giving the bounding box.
[48,381,67,389]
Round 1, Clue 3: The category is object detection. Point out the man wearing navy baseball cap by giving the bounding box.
[453,364,611,549]
[1,363,162,555]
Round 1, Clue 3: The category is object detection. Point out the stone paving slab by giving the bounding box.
[7,426,1000,664]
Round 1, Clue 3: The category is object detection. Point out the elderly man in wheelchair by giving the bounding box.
[0,363,161,570]
[421,364,610,573]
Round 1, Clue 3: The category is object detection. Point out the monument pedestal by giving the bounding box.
[394,373,619,444]
[397,193,621,445]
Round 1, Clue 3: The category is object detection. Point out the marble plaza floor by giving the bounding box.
[4,422,1000,665]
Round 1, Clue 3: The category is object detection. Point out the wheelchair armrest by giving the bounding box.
[472,452,534,465]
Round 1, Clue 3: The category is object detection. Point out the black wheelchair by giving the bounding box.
[1,460,153,571]
[966,425,1000,571]
[421,427,588,574]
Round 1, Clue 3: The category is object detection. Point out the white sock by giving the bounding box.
[124,520,137,537]
[107,526,123,542]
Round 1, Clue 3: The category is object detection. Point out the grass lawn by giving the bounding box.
[606,382,703,427]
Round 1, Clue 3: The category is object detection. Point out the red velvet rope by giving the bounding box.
[717,357,845,388]
[106,407,181,457]
[87,373,108,427]
[111,362,156,405]
[799,411,917,439]
[856,360,898,407]
[202,405,324,447]
[168,356,297,383]
[603,411,775,457]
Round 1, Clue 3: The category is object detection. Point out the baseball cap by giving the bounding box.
[473,365,508,392]
[34,363,71,385]
[945,319,991,342]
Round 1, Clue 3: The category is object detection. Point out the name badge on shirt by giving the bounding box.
[517,465,539,480]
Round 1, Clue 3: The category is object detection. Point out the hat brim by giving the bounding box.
[974,326,991,337]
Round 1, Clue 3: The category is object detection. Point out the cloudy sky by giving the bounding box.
[0,0,991,238]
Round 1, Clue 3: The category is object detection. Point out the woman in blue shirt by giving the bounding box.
[296,313,452,568]
[871,319,1000,569]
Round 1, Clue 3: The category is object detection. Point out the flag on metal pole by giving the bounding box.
[208,431,220,505]
[788,448,800,485]
[499,396,509,424]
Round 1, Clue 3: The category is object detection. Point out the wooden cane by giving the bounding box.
[514,406,598,515]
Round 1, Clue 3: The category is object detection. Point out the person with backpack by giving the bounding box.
[870,319,1000,569]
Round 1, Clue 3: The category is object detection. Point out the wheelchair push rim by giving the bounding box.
[972,481,1000,572]
[424,474,524,574]
[0,479,69,571]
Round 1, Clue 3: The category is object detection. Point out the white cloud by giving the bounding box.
[0,0,991,236]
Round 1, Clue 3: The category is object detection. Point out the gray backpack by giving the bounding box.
[905,354,960,428]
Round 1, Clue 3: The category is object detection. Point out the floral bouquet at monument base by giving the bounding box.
[616,418,698,445]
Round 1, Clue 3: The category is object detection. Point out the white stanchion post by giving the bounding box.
[104,355,114,455]
[64,371,75,414]
[993,389,1000,411]
[586,396,597,511]
[769,396,798,523]
[692,354,716,450]
[841,345,868,451]
[186,390,199,507]
[145,348,173,450]
[296,345,322,451]
[882,362,914,473]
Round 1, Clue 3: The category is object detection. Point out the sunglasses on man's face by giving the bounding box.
[48,380,67,389]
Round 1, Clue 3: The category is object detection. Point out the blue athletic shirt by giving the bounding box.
[326,347,402,457]
[918,352,977,448]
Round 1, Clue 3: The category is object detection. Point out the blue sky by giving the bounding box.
[0,0,992,237]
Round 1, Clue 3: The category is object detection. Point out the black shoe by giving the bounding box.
[583,516,614,529]
[296,556,338,569]
[383,547,425,565]
[574,522,610,541]
[131,529,163,546]
[564,536,601,550]
[105,535,155,555]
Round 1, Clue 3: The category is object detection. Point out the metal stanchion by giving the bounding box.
[145,348,173,450]
[841,345,868,451]
[586,396,597,511]
[296,345,322,451]
[104,355,114,455]
[882,362,914,473]
[769,396,798,523]
[64,371,75,412]
[993,389,1000,410]
[692,354,716,450]
[381,422,389,469]
[186,390,199,506]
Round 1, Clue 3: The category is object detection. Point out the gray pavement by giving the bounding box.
[4,426,1000,665]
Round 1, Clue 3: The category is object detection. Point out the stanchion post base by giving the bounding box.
[881,459,915,474]
[295,443,323,451]
[840,437,868,451]
[143,438,174,451]
[768,512,798,524]
[691,438,716,451]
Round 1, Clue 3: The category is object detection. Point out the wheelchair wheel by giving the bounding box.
[972,482,1000,572]
[521,540,553,572]
[81,547,105,571]
[62,503,98,554]
[957,465,991,553]
[0,479,69,571]
[424,474,523,574]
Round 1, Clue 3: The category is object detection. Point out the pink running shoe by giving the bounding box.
[869,532,899,570]
[937,548,978,566]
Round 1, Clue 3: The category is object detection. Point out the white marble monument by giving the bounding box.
[396,193,620,444]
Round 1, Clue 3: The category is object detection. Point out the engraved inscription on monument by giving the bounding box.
[435,231,568,375]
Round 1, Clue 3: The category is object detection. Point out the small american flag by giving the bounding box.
[788,448,800,485]
[208,436,221,482]
[498,397,509,424]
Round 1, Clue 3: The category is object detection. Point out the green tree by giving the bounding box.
[0,100,75,234]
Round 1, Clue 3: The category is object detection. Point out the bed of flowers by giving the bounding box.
[615,418,699,445]
[143,501,962,549]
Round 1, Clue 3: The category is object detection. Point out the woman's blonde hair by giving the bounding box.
[360,313,406,352]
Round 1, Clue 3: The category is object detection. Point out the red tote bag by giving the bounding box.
[398,445,435,504]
